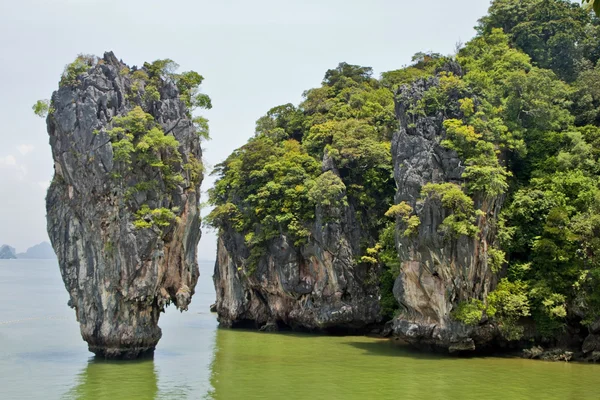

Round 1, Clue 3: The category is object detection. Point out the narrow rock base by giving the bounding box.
[90,346,156,360]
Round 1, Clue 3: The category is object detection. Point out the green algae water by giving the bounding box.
[1,260,600,399]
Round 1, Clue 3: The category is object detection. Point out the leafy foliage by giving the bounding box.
[308,171,347,208]
[208,62,398,278]
[59,54,96,87]
[452,299,486,326]
[465,0,600,338]
[32,99,51,118]
[402,0,600,339]
[103,106,189,231]
[363,222,401,320]
[208,137,321,251]
[452,279,530,341]
[380,52,446,91]
[479,0,598,82]
[106,106,182,185]
[487,279,531,340]
[385,202,420,237]
[207,0,600,336]
[133,205,180,230]
[129,59,212,119]
[583,0,600,17]
[421,183,480,238]
[487,247,507,273]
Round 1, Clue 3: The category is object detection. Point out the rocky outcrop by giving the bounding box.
[16,241,56,259]
[390,72,501,351]
[46,52,203,358]
[581,319,600,360]
[0,245,17,259]
[213,158,381,332]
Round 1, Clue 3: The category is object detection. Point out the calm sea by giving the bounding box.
[1,259,600,399]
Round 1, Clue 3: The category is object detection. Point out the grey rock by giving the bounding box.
[390,72,502,351]
[523,346,572,362]
[589,319,600,334]
[381,320,394,337]
[259,321,279,332]
[448,338,476,353]
[587,351,600,362]
[543,349,573,362]
[523,346,545,359]
[583,334,600,354]
[45,52,203,359]
[0,245,17,259]
[213,155,381,332]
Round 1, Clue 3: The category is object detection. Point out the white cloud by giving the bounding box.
[17,144,34,155]
[0,155,17,166]
[0,154,27,180]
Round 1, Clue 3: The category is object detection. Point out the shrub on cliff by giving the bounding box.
[208,62,398,280]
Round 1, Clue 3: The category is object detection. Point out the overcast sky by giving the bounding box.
[0,0,491,258]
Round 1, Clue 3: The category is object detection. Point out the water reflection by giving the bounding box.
[205,329,386,399]
[205,328,600,400]
[65,357,158,400]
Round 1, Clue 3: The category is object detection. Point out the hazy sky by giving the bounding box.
[0,0,491,257]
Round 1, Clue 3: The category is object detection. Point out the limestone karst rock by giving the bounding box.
[390,67,501,351]
[45,52,205,358]
[213,154,381,332]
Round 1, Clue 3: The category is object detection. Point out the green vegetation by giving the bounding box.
[37,55,210,236]
[453,279,530,341]
[381,52,446,91]
[208,62,398,289]
[372,0,600,338]
[583,0,600,16]
[126,59,213,120]
[452,299,487,326]
[385,202,420,237]
[206,0,600,338]
[421,183,481,238]
[102,106,187,232]
[105,106,183,184]
[114,57,212,230]
[487,279,531,340]
[60,54,96,87]
[133,205,180,229]
[32,99,51,118]
[434,0,600,339]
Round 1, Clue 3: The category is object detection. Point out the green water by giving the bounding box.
[2,260,600,399]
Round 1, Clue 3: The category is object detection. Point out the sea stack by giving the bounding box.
[45,52,207,358]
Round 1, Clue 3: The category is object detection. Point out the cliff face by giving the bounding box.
[46,52,203,358]
[213,158,381,332]
[212,68,504,349]
[390,73,501,351]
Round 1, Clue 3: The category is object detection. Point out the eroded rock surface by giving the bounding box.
[390,72,502,351]
[213,158,380,332]
[46,52,203,358]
